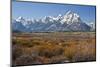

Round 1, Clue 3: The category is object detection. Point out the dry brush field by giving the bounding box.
[12,32,96,66]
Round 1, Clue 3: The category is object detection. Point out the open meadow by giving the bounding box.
[12,32,96,66]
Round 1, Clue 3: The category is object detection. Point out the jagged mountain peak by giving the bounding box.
[16,16,25,22]
[61,10,81,24]
[65,10,79,17]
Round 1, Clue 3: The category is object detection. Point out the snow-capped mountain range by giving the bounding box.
[12,10,95,32]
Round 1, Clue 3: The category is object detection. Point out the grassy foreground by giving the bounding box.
[12,32,96,66]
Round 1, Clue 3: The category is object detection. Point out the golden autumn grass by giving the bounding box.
[12,32,96,66]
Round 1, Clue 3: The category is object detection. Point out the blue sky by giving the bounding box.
[12,1,96,23]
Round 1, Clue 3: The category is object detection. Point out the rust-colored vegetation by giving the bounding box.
[12,32,96,66]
